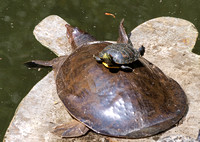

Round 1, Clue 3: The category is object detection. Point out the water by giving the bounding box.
[0,0,200,140]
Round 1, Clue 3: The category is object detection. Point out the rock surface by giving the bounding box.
[4,15,200,142]
[130,17,200,141]
[33,15,72,56]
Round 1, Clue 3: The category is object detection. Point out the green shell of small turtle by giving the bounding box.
[99,43,140,64]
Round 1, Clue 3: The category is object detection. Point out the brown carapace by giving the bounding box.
[25,19,188,138]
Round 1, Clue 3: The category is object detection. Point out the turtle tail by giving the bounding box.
[139,46,145,56]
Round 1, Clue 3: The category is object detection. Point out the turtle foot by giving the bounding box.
[121,65,133,72]
[93,55,103,62]
[53,119,89,138]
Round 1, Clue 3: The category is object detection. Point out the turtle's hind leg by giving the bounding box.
[25,56,67,68]
[25,60,54,68]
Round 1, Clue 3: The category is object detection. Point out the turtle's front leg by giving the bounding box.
[93,55,103,62]
[53,119,89,138]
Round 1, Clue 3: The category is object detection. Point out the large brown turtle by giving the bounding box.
[26,19,188,138]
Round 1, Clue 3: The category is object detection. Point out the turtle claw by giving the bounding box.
[121,65,133,71]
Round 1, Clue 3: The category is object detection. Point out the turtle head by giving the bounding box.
[94,53,119,69]
[101,53,118,68]
[102,53,113,66]
[94,53,115,68]
[139,45,145,56]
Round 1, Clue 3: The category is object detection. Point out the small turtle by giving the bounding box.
[94,19,150,71]
[94,43,145,70]
[25,19,188,138]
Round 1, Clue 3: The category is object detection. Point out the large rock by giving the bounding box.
[4,15,200,142]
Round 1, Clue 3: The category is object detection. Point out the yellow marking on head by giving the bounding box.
[103,53,110,59]
[102,62,120,69]
[102,62,109,68]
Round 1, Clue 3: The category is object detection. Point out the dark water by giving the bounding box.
[0,0,200,140]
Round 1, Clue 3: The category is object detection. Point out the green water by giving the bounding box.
[0,0,200,140]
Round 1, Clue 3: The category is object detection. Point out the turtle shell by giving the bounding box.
[99,43,140,64]
[56,42,188,138]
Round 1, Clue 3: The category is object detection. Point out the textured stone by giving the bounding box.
[4,16,200,142]
[157,135,197,142]
[130,17,200,141]
[33,15,72,56]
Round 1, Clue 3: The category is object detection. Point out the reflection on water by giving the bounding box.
[0,0,200,140]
